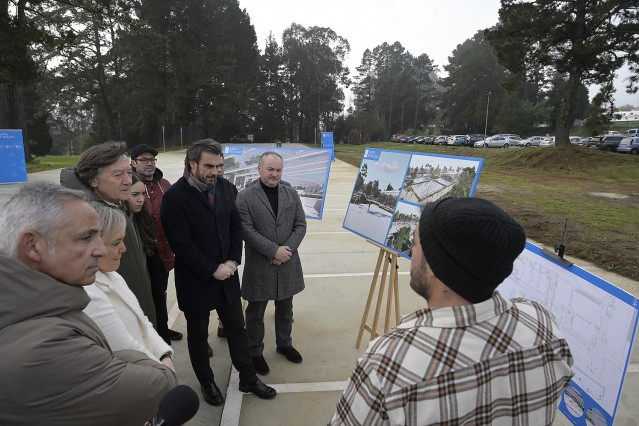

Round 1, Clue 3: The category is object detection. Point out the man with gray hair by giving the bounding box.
[0,182,178,425]
[236,151,307,375]
[60,141,157,327]
[161,139,276,405]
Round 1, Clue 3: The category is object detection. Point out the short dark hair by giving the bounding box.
[76,141,128,186]
[185,139,223,170]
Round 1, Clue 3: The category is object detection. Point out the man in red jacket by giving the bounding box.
[131,144,182,344]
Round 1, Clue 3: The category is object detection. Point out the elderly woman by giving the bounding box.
[83,203,174,370]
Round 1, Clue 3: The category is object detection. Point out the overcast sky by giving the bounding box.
[237,0,638,107]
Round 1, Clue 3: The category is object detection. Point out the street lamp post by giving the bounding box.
[484,91,492,139]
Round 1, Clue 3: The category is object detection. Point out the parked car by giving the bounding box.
[414,136,427,144]
[606,131,621,135]
[518,136,545,147]
[539,137,555,147]
[585,136,603,149]
[579,137,592,146]
[466,134,485,146]
[403,135,419,144]
[391,134,401,142]
[616,137,639,155]
[433,136,448,145]
[474,139,487,148]
[230,133,253,143]
[446,135,467,145]
[486,135,521,148]
[599,135,624,152]
[396,135,409,143]
[623,128,639,136]
[569,136,583,145]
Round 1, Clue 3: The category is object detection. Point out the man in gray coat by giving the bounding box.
[236,151,307,375]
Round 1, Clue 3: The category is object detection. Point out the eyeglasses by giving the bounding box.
[135,158,157,164]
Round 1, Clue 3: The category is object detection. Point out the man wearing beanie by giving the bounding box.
[330,197,573,425]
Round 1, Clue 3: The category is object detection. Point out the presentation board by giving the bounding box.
[498,242,639,426]
[342,148,484,258]
[0,129,28,184]
[222,146,332,220]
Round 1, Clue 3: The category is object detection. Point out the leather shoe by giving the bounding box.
[217,326,226,337]
[168,329,183,341]
[200,382,224,406]
[207,343,213,358]
[252,355,270,375]
[239,378,276,399]
[276,346,303,363]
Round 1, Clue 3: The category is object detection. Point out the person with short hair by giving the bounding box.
[330,197,573,425]
[83,203,174,368]
[60,141,157,328]
[161,139,276,405]
[130,144,183,343]
[0,182,177,426]
[236,151,307,375]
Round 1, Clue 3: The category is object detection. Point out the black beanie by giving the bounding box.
[418,197,526,303]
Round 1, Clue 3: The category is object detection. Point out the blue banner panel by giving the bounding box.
[0,130,28,184]
[321,132,335,161]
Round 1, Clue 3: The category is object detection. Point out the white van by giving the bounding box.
[624,129,639,136]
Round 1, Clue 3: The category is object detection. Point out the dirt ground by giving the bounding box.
[475,169,639,281]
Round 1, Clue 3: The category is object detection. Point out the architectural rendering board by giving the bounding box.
[342,148,484,258]
[222,146,332,220]
[499,243,639,426]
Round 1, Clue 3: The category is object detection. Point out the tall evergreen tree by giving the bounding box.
[486,0,639,145]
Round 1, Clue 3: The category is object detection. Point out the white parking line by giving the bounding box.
[221,369,243,426]
[627,364,639,373]
[305,271,409,278]
[221,368,348,426]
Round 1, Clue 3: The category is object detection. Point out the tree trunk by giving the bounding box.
[94,20,115,140]
[5,82,31,161]
[556,71,579,146]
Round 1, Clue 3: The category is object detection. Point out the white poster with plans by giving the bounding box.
[342,148,484,258]
[222,146,332,220]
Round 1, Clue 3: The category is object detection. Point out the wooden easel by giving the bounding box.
[356,240,401,348]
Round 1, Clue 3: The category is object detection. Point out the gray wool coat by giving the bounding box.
[236,182,307,302]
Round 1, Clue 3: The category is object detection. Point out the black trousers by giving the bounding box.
[147,252,171,345]
[184,298,257,386]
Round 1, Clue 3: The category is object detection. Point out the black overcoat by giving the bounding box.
[161,176,243,313]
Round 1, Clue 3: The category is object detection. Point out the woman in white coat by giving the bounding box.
[83,203,174,371]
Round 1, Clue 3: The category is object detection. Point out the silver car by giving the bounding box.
[518,136,545,147]
[486,135,521,148]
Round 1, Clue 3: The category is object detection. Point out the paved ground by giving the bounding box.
[2,143,638,425]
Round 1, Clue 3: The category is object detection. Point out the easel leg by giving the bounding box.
[370,255,390,340]
[384,254,398,333]
[356,249,384,349]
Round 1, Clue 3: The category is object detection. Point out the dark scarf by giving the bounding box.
[184,166,216,208]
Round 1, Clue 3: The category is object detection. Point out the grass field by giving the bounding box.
[332,142,639,281]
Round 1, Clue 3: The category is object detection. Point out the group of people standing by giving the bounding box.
[0,138,575,425]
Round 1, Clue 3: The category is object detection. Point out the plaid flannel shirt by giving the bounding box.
[330,292,573,425]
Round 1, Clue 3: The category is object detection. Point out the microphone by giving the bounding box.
[148,385,200,426]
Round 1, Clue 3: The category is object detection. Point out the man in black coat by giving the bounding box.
[161,139,276,406]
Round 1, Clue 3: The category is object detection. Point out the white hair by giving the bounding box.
[0,182,90,257]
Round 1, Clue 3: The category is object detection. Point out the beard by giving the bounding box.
[410,260,430,301]
[138,168,154,179]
